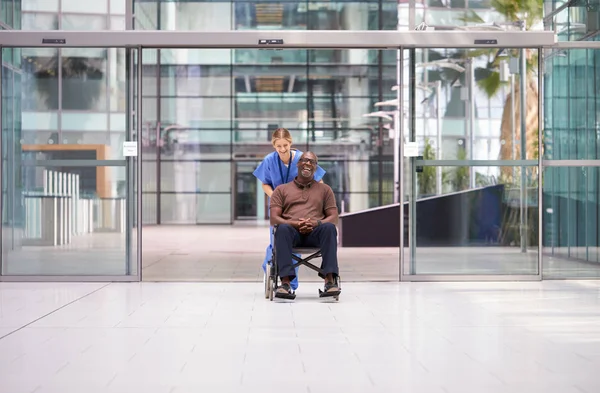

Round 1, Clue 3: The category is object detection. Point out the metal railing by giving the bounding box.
[22,169,125,246]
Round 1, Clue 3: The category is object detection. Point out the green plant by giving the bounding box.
[476,172,498,187]
[418,139,437,196]
[453,148,470,191]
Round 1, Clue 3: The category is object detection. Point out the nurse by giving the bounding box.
[253,128,326,291]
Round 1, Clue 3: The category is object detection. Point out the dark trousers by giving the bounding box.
[274,223,339,281]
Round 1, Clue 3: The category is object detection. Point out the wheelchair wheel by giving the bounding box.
[263,269,270,299]
[265,263,276,301]
[269,277,275,301]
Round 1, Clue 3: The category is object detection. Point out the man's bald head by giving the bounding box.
[300,151,318,162]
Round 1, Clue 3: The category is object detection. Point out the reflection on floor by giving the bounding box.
[3,224,600,280]
[0,280,599,393]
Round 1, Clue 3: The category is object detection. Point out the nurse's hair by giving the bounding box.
[271,128,292,145]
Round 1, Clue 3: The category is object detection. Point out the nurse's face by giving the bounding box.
[273,139,292,160]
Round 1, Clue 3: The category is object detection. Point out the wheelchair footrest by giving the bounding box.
[274,288,296,300]
[318,289,341,298]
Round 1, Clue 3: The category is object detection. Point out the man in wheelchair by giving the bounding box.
[269,151,341,300]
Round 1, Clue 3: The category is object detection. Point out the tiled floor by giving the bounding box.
[1,280,599,393]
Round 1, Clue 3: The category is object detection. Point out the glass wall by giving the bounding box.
[13,0,135,274]
[543,45,600,278]
[21,0,125,31]
[544,0,600,42]
[1,46,139,277]
[1,0,20,29]
[139,47,398,226]
[6,0,597,281]
[134,1,400,31]
[132,0,517,226]
[1,0,21,274]
[15,0,525,227]
[136,1,403,226]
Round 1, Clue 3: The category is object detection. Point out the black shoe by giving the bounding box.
[274,283,296,300]
[319,281,341,298]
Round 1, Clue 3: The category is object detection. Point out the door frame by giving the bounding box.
[0,30,556,49]
[0,29,579,282]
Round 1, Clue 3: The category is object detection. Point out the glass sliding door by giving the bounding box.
[139,46,401,282]
[401,46,542,279]
[0,46,140,279]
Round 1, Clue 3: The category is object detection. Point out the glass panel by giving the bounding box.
[21,12,58,30]
[543,166,600,278]
[542,46,600,278]
[141,48,399,282]
[62,0,107,14]
[22,47,59,119]
[1,0,14,26]
[408,47,540,162]
[22,0,59,13]
[61,50,108,115]
[235,160,260,220]
[158,193,231,225]
[407,164,539,275]
[110,16,126,31]
[142,193,157,225]
[62,14,107,31]
[134,2,158,30]
[404,46,541,276]
[160,161,230,193]
[132,1,399,32]
[543,48,600,160]
[110,0,126,15]
[2,48,139,277]
[548,1,595,41]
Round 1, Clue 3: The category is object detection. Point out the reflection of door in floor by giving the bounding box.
[235,162,259,220]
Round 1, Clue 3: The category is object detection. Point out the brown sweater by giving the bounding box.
[270,179,337,221]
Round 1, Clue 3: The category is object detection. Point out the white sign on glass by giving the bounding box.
[403,141,419,157]
[123,141,138,157]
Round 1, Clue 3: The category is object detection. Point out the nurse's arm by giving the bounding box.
[262,183,274,197]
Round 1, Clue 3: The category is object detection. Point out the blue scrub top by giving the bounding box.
[253,149,326,189]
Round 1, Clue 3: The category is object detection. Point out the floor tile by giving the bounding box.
[0,280,598,393]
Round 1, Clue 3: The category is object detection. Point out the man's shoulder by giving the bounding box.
[315,182,334,193]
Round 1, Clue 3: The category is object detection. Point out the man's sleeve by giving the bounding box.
[270,187,284,209]
[323,186,337,211]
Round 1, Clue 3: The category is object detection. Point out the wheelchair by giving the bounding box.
[264,224,341,301]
